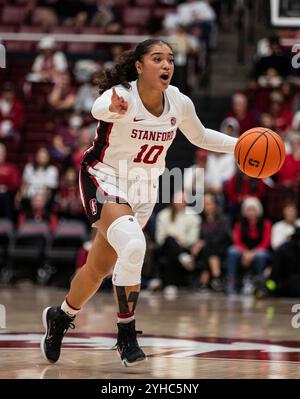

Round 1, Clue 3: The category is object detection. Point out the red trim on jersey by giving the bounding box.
[100,122,113,162]
[83,121,102,157]
[89,170,129,205]
[91,160,99,168]
[79,168,88,213]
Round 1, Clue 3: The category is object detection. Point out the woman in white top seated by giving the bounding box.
[271,201,300,250]
[154,190,201,296]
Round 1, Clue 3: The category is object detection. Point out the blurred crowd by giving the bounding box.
[146,32,300,299]
[1,2,300,299]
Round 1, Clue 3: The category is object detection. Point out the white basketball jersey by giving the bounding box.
[83,80,237,180]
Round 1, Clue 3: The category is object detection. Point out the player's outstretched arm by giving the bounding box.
[109,87,128,114]
[91,87,131,122]
[179,95,238,154]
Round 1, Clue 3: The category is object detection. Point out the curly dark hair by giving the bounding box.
[97,38,173,94]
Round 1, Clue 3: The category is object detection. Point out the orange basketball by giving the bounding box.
[234,127,286,179]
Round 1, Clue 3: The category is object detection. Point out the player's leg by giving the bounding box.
[66,230,116,309]
[40,166,126,364]
[41,202,146,365]
[94,202,147,366]
[40,228,117,363]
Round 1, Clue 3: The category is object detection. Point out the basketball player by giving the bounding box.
[41,39,238,367]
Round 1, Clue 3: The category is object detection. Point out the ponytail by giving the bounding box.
[97,38,173,95]
[97,50,137,94]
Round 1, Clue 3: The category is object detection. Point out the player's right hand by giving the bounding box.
[109,87,128,115]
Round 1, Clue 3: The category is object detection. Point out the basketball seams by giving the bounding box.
[234,128,264,159]
[267,131,283,170]
[257,133,269,178]
[235,128,285,178]
[242,130,269,172]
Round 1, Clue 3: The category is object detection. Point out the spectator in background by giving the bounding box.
[204,118,236,200]
[271,201,300,250]
[0,83,25,143]
[50,112,83,162]
[253,35,290,81]
[71,126,93,171]
[259,112,276,131]
[154,191,201,298]
[177,0,216,50]
[281,81,297,113]
[27,0,58,30]
[219,116,240,138]
[75,71,100,114]
[0,143,20,219]
[268,91,292,136]
[226,197,271,295]
[169,24,199,93]
[267,227,300,298]
[28,36,68,83]
[104,45,126,71]
[257,67,282,89]
[47,72,76,112]
[226,93,257,135]
[90,0,116,28]
[55,167,83,220]
[18,191,58,232]
[184,148,207,206]
[291,110,300,133]
[16,147,59,210]
[205,150,235,201]
[277,134,300,186]
[191,192,231,292]
[225,169,266,224]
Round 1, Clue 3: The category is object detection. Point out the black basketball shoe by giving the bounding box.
[40,307,75,363]
[116,320,147,367]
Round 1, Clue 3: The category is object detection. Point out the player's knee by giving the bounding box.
[121,237,146,270]
[107,215,146,263]
[107,215,146,283]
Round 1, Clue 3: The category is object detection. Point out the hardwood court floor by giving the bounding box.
[1,283,300,379]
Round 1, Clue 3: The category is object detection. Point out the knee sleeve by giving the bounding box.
[106,215,146,286]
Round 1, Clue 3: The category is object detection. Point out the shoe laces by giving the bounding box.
[116,326,143,350]
[48,314,75,346]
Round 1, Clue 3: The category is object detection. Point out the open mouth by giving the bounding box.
[160,74,169,82]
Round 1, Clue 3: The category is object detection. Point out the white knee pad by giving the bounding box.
[106,215,146,286]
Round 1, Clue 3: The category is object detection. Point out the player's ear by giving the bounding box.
[135,60,142,75]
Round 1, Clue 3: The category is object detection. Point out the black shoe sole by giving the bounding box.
[117,348,147,367]
[40,307,57,364]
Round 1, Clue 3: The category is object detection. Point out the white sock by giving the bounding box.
[61,299,80,318]
[117,312,135,324]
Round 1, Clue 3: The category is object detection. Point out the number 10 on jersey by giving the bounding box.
[133,145,164,164]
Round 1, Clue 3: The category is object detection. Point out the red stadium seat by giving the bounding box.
[123,7,152,27]
[0,25,16,32]
[66,41,96,54]
[135,0,156,6]
[123,26,141,35]
[19,25,45,33]
[1,5,26,25]
[5,40,33,52]
[153,7,177,18]
[81,27,105,35]
[50,26,77,34]
[110,0,130,6]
